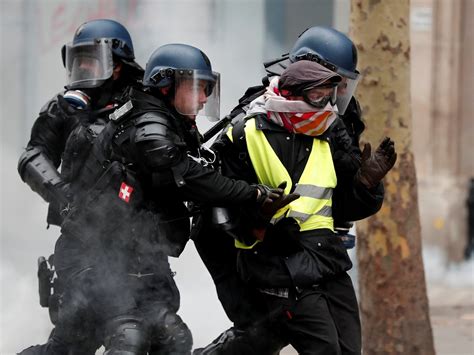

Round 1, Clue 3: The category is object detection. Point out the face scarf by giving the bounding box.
[247,76,337,137]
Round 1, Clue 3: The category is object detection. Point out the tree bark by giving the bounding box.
[350,1,435,353]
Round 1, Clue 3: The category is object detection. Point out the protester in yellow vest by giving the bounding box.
[211,60,396,355]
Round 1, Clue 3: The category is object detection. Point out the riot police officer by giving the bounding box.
[18,19,143,224]
[18,19,144,355]
[22,42,297,355]
[193,26,376,354]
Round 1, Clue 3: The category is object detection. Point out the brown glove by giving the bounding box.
[356,137,397,189]
[259,181,300,220]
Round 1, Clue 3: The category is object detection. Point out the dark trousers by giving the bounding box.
[192,220,267,328]
[260,272,361,355]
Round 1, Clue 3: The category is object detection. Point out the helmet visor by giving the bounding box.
[64,42,114,89]
[335,73,360,115]
[174,69,220,121]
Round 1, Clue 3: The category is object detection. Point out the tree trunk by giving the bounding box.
[350,1,435,354]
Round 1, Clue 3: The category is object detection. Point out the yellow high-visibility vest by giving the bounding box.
[227,118,337,249]
[239,117,337,232]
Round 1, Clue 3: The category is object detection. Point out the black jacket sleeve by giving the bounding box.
[172,158,257,205]
[131,113,257,206]
[25,95,79,167]
[332,179,384,222]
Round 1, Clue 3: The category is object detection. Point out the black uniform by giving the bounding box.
[17,74,143,355]
[24,87,269,355]
[17,74,137,226]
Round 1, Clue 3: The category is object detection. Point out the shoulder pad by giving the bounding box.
[134,113,180,144]
[135,112,172,126]
[132,115,184,171]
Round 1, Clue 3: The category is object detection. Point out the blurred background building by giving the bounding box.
[1,0,473,353]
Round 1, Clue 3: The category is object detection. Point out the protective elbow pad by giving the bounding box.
[139,140,182,170]
[17,147,65,203]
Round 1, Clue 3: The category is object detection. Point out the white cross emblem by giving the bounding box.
[118,182,134,203]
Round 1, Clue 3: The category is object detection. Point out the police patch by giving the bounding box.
[118,182,134,203]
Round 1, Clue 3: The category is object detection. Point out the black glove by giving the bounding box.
[254,184,283,206]
[52,181,73,207]
[57,95,93,125]
[257,181,300,220]
[356,137,397,189]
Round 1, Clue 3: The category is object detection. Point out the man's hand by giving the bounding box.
[57,95,92,125]
[356,137,397,189]
[251,182,300,242]
[254,183,283,206]
[257,181,300,219]
[49,181,73,207]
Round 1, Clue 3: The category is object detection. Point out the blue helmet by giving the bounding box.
[290,26,358,80]
[64,19,135,63]
[283,26,360,114]
[62,19,141,89]
[143,44,221,121]
[143,43,215,88]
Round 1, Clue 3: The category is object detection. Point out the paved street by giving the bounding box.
[428,283,474,355]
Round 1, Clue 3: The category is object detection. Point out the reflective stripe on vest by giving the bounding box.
[245,118,336,233]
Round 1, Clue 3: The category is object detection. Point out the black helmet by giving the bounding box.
[143,44,220,121]
[289,26,358,80]
[62,19,141,89]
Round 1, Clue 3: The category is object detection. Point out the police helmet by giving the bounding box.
[289,26,358,80]
[62,19,140,89]
[143,44,220,121]
[287,26,360,114]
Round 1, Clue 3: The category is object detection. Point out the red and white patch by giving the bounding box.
[118,182,134,203]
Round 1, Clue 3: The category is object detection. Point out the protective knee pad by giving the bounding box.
[104,316,150,355]
[150,312,193,355]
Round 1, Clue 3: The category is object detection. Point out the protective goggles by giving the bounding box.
[302,83,338,108]
[293,53,361,114]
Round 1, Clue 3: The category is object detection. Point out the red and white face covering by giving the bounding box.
[247,77,337,137]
